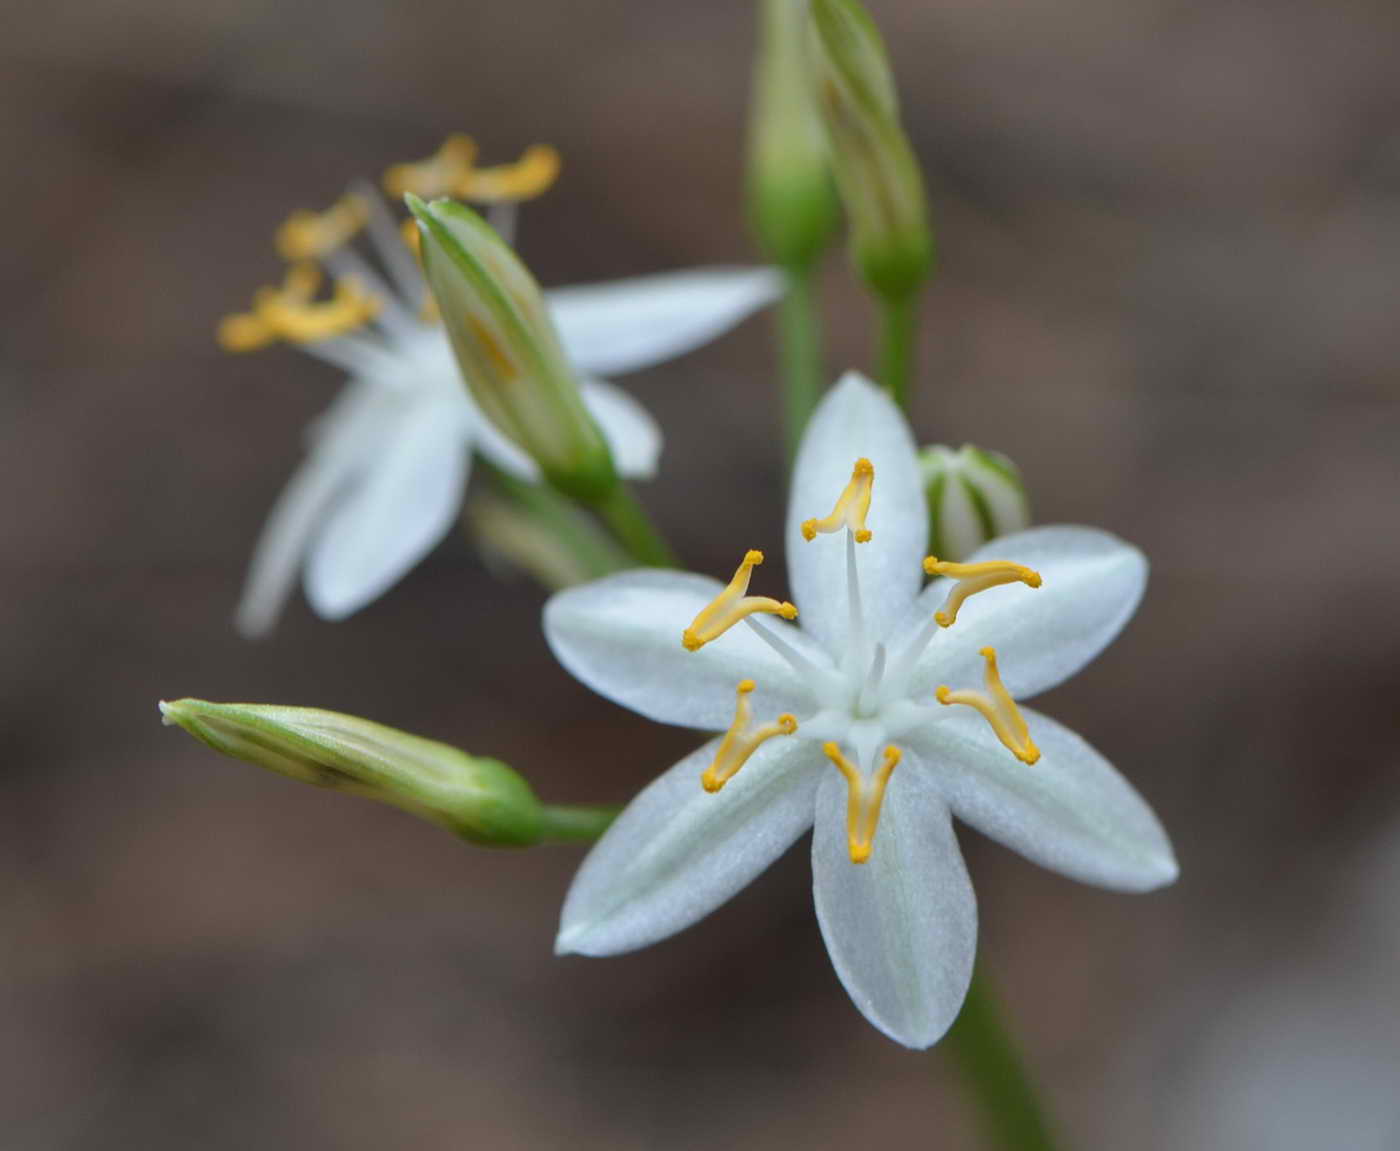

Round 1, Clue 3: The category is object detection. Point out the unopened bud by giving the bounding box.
[406,194,617,504]
[920,444,1030,561]
[159,699,543,847]
[808,0,933,299]
[747,0,840,268]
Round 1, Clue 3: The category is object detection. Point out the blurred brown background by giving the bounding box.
[3,0,1399,1147]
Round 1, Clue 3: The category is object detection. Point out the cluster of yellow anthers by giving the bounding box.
[682,458,1044,863]
[216,134,561,353]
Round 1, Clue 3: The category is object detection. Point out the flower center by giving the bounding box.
[679,456,1047,865]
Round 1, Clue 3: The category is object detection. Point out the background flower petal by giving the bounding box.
[786,372,928,653]
[581,379,662,479]
[546,267,782,377]
[304,402,470,619]
[557,737,824,956]
[544,569,831,730]
[811,763,977,1049]
[910,707,1178,891]
[904,525,1147,701]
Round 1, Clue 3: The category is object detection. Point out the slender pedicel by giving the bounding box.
[682,550,798,651]
[802,457,874,542]
[702,681,798,793]
[936,646,1040,764]
[922,556,1042,627]
[823,742,901,863]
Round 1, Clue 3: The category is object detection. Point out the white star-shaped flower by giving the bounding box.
[544,371,1177,1049]
[227,174,780,636]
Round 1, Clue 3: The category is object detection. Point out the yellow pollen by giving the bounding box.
[274,195,369,262]
[936,646,1040,765]
[823,742,902,863]
[217,263,381,351]
[922,556,1042,627]
[383,134,562,203]
[801,458,874,543]
[682,550,798,652]
[701,680,798,793]
[467,315,518,380]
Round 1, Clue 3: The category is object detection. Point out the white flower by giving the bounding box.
[225,162,781,636]
[544,371,1176,1049]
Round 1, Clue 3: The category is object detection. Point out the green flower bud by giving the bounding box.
[159,699,543,847]
[920,444,1030,561]
[747,0,841,268]
[406,194,618,504]
[808,0,933,299]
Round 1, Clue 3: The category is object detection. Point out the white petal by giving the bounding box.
[905,525,1147,701]
[235,384,392,637]
[909,708,1177,891]
[581,379,663,480]
[812,762,977,1049]
[557,737,824,955]
[786,372,928,653]
[543,569,832,730]
[471,402,541,480]
[546,267,782,377]
[304,402,471,619]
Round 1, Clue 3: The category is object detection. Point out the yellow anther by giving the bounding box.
[216,263,381,352]
[456,144,561,203]
[384,133,479,199]
[274,195,369,262]
[936,647,1040,765]
[701,680,798,793]
[383,134,561,203]
[823,742,902,864]
[682,550,798,652]
[922,555,1042,627]
[801,458,874,543]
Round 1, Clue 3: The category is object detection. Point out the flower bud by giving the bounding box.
[406,194,618,504]
[807,0,933,299]
[919,444,1030,561]
[747,0,840,268]
[159,699,543,847]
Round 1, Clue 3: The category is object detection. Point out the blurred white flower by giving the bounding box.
[545,372,1176,1048]
[220,136,781,635]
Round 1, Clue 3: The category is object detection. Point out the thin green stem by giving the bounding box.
[537,803,620,844]
[945,965,1059,1151]
[876,290,918,411]
[482,462,630,585]
[595,483,678,568]
[778,262,824,466]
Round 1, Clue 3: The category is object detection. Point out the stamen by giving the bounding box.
[383,134,478,199]
[922,556,1042,627]
[801,458,874,543]
[702,680,798,793]
[823,742,902,863]
[682,550,797,652]
[217,263,381,351]
[275,195,369,262]
[383,135,561,203]
[936,647,1040,765]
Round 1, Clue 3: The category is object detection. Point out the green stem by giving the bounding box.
[778,262,824,466]
[877,290,918,410]
[945,965,1059,1151]
[595,483,678,568]
[537,803,620,844]
[483,462,630,584]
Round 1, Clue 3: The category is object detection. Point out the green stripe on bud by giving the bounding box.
[808,0,933,299]
[748,0,840,269]
[920,444,1030,561]
[160,699,543,847]
[406,194,618,504]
